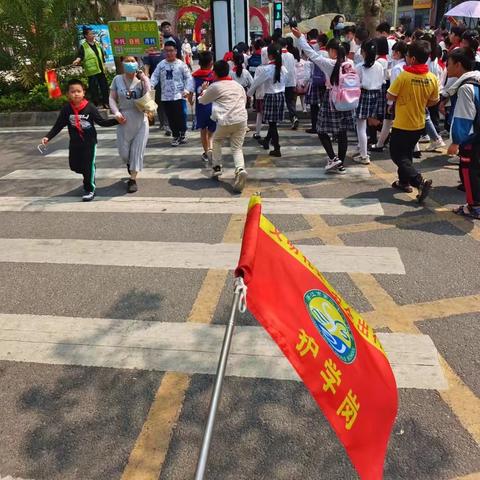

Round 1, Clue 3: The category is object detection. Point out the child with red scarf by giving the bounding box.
[192,51,216,163]
[387,41,439,202]
[41,79,119,201]
[199,60,249,193]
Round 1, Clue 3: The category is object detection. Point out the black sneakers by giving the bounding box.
[211,165,223,178]
[417,179,432,203]
[127,179,138,193]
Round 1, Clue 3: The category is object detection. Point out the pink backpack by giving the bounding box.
[330,62,361,112]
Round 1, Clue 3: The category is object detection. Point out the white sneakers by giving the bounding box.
[82,191,95,202]
[425,139,446,151]
[233,168,248,193]
[352,153,371,164]
[325,157,343,171]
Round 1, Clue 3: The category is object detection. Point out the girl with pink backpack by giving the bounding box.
[293,28,358,174]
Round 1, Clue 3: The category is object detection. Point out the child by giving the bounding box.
[353,40,384,165]
[387,40,439,202]
[371,37,390,146]
[446,48,480,219]
[293,29,355,174]
[248,39,266,140]
[192,51,216,163]
[305,33,328,134]
[279,38,298,130]
[248,44,287,157]
[198,60,249,193]
[231,53,254,97]
[294,51,308,113]
[41,79,119,202]
[371,40,408,152]
[151,40,194,147]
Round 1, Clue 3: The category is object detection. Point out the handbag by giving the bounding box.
[134,89,158,114]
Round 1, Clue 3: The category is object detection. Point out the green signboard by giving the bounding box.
[108,21,160,56]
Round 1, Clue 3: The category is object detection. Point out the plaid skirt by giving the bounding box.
[375,82,389,120]
[306,84,326,105]
[263,92,285,123]
[356,89,381,119]
[317,90,355,134]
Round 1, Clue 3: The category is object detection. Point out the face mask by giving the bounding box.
[123,62,138,74]
[335,23,345,30]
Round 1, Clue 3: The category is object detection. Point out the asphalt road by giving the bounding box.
[0,120,479,480]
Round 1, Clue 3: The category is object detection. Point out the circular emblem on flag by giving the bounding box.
[304,289,356,364]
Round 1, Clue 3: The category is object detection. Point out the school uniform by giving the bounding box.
[281,49,297,122]
[356,61,384,119]
[46,101,118,193]
[248,64,287,123]
[298,37,355,134]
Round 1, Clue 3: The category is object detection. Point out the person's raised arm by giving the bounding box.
[291,28,333,73]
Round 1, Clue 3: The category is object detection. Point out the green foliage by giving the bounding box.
[0,0,115,87]
[0,83,67,112]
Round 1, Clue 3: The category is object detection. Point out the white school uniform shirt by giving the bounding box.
[298,36,337,88]
[231,67,254,89]
[376,56,389,82]
[390,59,406,84]
[356,61,384,90]
[281,49,297,87]
[247,64,287,97]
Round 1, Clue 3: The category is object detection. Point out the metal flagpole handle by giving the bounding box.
[194,277,247,480]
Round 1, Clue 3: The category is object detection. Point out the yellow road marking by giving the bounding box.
[120,373,190,480]
[121,165,263,479]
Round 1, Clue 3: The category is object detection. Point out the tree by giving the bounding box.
[0,0,115,87]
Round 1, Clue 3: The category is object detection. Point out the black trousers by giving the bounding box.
[69,143,96,192]
[284,87,297,122]
[87,73,109,106]
[265,122,280,149]
[162,100,187,138]
[318,131,348,162]
[389,128,424,187]
[459,145,480,206]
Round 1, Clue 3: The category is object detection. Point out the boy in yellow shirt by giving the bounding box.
[387,40,440,202]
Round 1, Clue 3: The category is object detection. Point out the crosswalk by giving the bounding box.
[0,126,445,390]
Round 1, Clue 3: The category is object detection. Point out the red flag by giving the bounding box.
[45,69,62,99]
[235,195,398,480]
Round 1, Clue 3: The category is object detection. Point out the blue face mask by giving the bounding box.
[123,62,138,74]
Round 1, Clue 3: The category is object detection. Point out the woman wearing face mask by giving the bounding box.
[109,56,151,193]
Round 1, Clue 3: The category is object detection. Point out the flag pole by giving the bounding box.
[194,277,246,480]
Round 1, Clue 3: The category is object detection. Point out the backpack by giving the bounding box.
[248,53,262,77]
[311,63,326,87]
[450,78,480,142]
[329,62,361,112]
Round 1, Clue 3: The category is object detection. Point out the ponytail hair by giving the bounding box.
[362,39,377,68]
[327,39,345,86]
[233,52,244,78]
[267,43,282,83]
